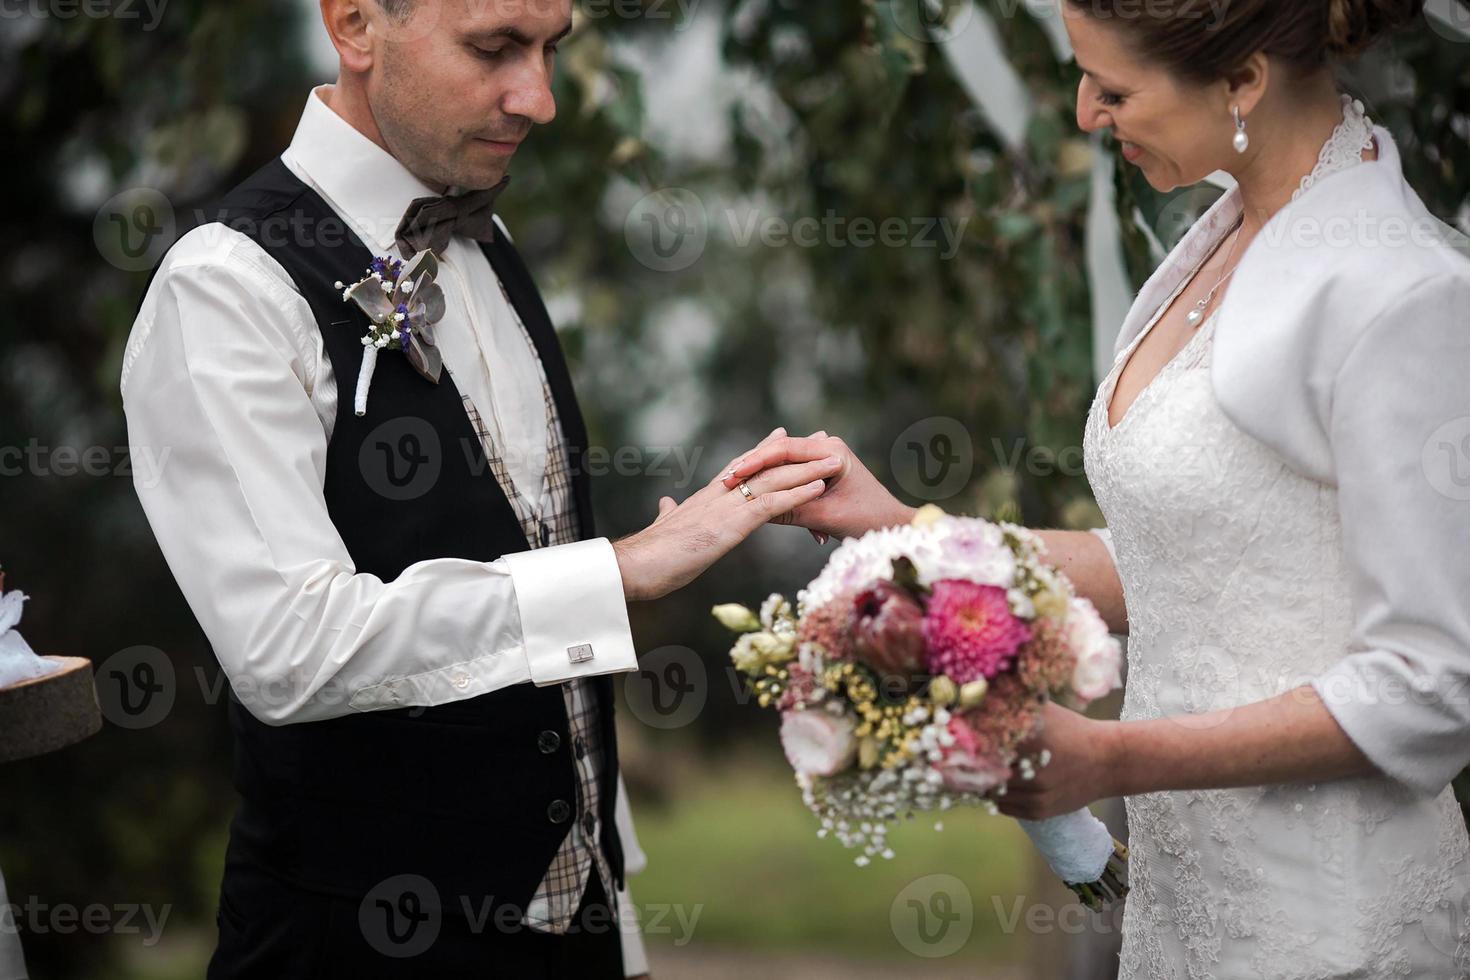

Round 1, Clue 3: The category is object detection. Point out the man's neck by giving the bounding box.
[319,81,449,194]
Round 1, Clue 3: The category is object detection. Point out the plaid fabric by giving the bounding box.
[455,280,612,935]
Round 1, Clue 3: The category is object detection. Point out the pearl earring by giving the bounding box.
[1232,105,1250,154]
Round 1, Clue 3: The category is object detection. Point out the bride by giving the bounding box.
[726,0,1470,975]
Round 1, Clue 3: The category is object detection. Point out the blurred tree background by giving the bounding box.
[2,0,1467,976]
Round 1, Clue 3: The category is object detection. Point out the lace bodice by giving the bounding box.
[1081,97,1470,978]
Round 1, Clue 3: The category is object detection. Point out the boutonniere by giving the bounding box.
[334,250,447,417]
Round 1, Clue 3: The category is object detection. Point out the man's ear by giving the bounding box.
[1222,52,1269,119]
[320,0,376,73]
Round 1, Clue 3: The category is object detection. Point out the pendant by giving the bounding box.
[1186,305,1204,326]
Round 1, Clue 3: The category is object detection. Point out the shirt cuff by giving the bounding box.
[502,538,637,686]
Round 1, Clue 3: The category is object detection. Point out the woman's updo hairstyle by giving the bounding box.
[1064,0,1425,85]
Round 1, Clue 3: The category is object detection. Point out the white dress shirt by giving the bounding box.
[1104,123,1470,799]
[120,84,639,724]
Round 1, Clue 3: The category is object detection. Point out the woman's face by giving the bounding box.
[1062,4,1233,192]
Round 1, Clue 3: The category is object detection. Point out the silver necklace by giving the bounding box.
[1185,215,1246,327]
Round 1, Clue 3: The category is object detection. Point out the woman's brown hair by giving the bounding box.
[1064,0,1425,84]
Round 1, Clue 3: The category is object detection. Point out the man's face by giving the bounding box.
[366,0,570,190]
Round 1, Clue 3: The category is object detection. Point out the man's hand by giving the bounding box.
[613,429,841,602]
[720,432,915,542]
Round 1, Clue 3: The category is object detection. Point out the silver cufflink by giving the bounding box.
[567,643,594,664]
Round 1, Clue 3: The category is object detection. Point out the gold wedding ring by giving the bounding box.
[737,482,755,501]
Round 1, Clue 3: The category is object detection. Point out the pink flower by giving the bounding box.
[780,710,858,777]
[851,581,926,680]
[922,580,1032,684]
[797,595,858,662]
[935,717,1010,794]
[776,661,818,711]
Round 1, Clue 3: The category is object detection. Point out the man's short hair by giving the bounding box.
[378,0,414,21]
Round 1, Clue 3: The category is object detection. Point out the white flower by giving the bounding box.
[712,603,761,633]
[1065,597,1122,701]
[780,710,858,777]
[799,525,923,610]
[730,631,794,673]
[760,593,798,634]
[915,517,1015,588]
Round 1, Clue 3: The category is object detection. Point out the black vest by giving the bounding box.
[153,158,623,916]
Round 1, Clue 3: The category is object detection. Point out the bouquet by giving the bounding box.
[714,505,1129,908]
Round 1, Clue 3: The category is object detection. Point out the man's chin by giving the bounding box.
[454,150,514,191]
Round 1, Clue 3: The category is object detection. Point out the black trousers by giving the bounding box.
[206,861,625,980]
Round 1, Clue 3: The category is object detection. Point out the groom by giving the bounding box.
[120,0,836,976]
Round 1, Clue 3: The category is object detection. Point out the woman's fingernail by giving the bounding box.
[824,455,841,465]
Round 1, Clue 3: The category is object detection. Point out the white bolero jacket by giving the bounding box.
[1105,125,1470,798]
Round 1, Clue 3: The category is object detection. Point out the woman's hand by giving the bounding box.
[612,429,841,602]
[993,701,1122,821]
[719,433,915,541]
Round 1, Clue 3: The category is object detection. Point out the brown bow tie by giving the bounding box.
[394,175,510,257]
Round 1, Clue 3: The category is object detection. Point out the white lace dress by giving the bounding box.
[1082,100,1470,979]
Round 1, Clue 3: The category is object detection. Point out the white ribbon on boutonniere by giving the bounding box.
[334,249,448,417]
